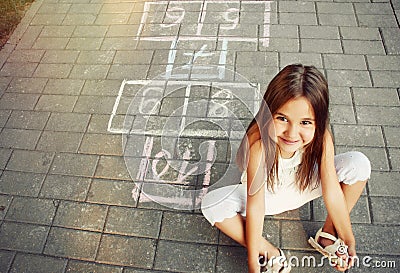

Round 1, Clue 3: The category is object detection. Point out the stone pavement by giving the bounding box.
[0,0,399,272]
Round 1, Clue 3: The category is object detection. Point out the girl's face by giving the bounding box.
[269,96,316,158]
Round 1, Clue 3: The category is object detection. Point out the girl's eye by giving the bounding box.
[276,116,287,122]
[301,120,313,125]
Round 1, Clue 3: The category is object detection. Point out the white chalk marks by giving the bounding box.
[107,1,273,210]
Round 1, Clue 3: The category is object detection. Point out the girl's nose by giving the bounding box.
[286,123,299,137]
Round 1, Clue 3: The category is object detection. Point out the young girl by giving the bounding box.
[201,64,371,273]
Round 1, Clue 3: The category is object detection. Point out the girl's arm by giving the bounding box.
[320,129,355,247]
[246,140,266,273]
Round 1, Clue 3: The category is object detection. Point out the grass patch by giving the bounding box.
[0,0,35,49]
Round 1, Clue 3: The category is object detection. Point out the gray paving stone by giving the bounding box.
[7,77,47,94]
[279,1,315,13]
[105,207,162,238]
[45,112,90,132]
[0,194,12,220]
[32,37,69,50]
[340,26,381,40]
[281,221,320,250]
[0,250,14,273]
[54,201,107,231]
[87,178,137,207]
[353,88,399,106]
[301,39,342,54]
[0,93,40,110]
[97,234,156,268]
[280,13,317,25]
[77,50,115,65]
[280,53,323,68]
[354,3,393,14]
[326,70,371,87]
[68,3,102,14]
[313,196,371,224]
[318,14,357,26]
[236,52,278,67]
[43,78,84,95]
[79,133,123,155]
[67,38,103,50]
[316,2,355,14]
[333,125,385,147]
[0,222,48,252]
[367,55,400,71]
[353,224,400,255]
[113,50,153,65]
[260,38,300,53]
[160,212,218,244]
[6,150,53,173]
[9,253,66,273]
[66,260,123,273]
[5,110,50,130]
[35,94,77,112]
[72,26,108,38]
[86,114,111,133]
[329,87,352,105]
[358,15,398,28]
[15,26,42,50]
[106,25,140,37]
[100,2,135,14]
[0,62,37,77]
[7,49,44,63]
[216,246,247,273]
[368,171,400,197]
[300,26,339,39]
[101,37,139,51]
[0,171,45,197]
[62,14,97,26]
[30,14,65,26]
[5,196,56,225]
[342,40,385,55]
[0,110,11,128]
[0,148,12,169]
[38,3,71,14]
[41,50,79,64]
[384,126,400,148]
[40,174,91,201]
[356,106,400,126]
[81,79,120,96]
[50,153,98,177]
[44,227,101,260]
[73,95,115,114]
[0,77,11,93]
[37,131,82,152]
[69,64,110,79]
[329,105,356,124]
[0,128,41,149]
[371,71,400,88]
[370,197,400,224]
[380,28,400,55]
[95,155,131,180]
[389,148,400,171]
[107,64,149,80]
[154,240,216,272]
[40,25,75,38]
[323,54,367,70]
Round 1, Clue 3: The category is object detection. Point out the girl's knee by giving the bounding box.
[336,151,371,185]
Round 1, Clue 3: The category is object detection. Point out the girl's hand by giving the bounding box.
[334,243,356,271]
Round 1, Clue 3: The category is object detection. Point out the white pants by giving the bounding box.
[201,151,371,226]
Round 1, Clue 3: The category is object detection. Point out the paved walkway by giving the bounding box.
[0,0,399,272]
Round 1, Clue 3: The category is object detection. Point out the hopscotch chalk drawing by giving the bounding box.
[108,1,272,210]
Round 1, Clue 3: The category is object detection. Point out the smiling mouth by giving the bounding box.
[280,137,300,145]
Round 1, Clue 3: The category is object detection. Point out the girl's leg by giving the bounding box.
[215,214,281,259]
[320,179,367,245]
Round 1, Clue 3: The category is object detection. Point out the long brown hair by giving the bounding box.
[236,64,329,192]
